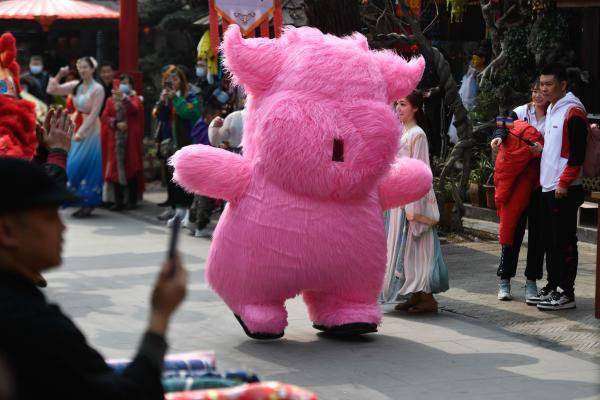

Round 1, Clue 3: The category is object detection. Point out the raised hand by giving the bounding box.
[40,106,74,151]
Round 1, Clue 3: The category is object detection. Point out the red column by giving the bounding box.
[119,0,142,93]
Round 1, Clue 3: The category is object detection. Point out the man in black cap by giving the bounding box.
[0,159,188,399]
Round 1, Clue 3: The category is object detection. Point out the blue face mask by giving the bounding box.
[195,67,206,78]
[119,84,131,94]
[30,65,43,75]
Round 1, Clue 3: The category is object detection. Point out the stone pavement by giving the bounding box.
[438,238,599,360]
[43,205,599,399]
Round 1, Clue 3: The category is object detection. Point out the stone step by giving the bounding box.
[462,216,597,245]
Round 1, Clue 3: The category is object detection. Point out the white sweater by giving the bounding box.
[208,109,246,148]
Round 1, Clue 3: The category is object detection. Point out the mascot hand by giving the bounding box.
[170,144,252,202]
[378,157,432,210]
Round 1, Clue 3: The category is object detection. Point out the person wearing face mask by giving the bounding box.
[47,57,105,218]
[101,74,145,211]
[193,58,219,115]
[153,65,201,225]
[490,78,549,304]
[21,55,50,105]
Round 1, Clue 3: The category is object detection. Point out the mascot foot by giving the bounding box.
[234,314,284,340]
[313,322,378,336]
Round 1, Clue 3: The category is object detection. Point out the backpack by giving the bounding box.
[567,108,600,177]
[583,123,600,177]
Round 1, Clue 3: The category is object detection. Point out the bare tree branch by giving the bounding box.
[479,48,506,85]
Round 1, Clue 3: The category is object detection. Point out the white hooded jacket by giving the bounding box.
[541,92,586,192]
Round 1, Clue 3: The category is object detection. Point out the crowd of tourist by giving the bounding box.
[0,25,594,398]
[4,48,590,314]
[12,51,246,228]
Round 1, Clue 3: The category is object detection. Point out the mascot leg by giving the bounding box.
[302,290,380,336]
[232,302,288,340]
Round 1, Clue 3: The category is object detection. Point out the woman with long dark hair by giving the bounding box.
[153,65,201,227]
[381,90,448,313]
[47,57,105,217]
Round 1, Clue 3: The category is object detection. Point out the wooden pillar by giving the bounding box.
[119,0,142,93]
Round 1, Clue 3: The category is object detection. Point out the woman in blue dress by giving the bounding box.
[48,57,105,217]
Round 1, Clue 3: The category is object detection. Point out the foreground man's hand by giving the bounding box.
[149,255,188,336]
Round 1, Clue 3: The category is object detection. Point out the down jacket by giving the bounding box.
[493,120,544,245]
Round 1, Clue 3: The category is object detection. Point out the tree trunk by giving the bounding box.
[395,0,473,229]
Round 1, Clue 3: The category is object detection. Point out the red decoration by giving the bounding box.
[0,0,119,31]
[208,0,283,54]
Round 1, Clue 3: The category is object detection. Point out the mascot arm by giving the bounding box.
[170,145,252,202]
[378,157,433,211]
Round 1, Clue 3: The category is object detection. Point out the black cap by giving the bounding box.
[0,157,79,214]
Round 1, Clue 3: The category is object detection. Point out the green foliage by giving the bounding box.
[470,81,501,123]
[469,151,494,185]
[434,177,458,203]
[527,12,568,56]
[472,23,537,124]
[471,6,569,125]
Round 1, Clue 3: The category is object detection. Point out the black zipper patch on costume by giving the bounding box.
[332,138,344,162]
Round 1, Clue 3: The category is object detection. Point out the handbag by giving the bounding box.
[430,229,449,293]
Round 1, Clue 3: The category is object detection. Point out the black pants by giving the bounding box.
[165,163,193,208]
[497,189,545,281]
[113,178,138,207]
[540,185,584,296]
[190,195,216,230]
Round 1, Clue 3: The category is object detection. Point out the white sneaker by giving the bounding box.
[194,227,214,238]
[167,209,186,228]
[525,280,539,305]
[181,210,196,233]
[537,292,576,311]
[498,279,512,301]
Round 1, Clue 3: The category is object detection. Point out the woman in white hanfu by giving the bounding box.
[380,90,448,313]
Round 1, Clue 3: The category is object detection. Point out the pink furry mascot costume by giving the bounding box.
[172,25,431,339]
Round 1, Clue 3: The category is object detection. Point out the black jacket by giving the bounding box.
[0,268,166,399]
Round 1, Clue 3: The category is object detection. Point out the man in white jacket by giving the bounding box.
[536,63,588,311]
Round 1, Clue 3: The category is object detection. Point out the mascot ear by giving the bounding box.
[373,52,425,103]
[221,24,283,96]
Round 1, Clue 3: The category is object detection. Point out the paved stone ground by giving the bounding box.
[437,239,600,361]
[42,200,599,399]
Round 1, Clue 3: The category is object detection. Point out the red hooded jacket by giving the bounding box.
[493,120,544,246]
[100,95,145,192]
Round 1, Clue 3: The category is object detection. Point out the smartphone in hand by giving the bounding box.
[113,79,120,91]
[167,215,181,277]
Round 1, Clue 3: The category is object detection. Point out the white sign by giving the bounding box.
[215,0,274,35]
